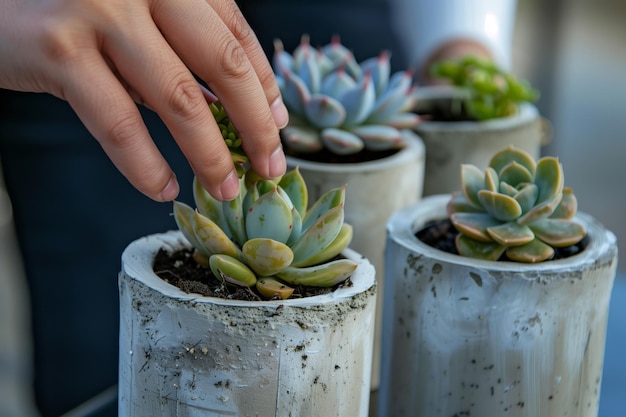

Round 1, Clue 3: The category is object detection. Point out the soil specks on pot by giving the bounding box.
[469,272,483,287]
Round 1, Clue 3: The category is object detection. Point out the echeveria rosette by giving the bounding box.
[430,55,540,121]
[446,146,586,263]
[273,35,421,155]
[173,168,356,300]
[209,101,248,177]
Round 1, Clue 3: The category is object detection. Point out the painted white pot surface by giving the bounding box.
[413,86,542,196]
[119,231,377,417]
[285,129,425,390]
[378,195,618,417]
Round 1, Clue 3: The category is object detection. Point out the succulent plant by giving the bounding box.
[446,146,586,263]
[172,102,357,300]
[273,35,421,155]
[430,55,540,121]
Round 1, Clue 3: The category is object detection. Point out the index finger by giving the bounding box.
[152,0,287,180]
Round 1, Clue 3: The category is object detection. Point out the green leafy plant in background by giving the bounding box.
[172,102,357,300]
[446,145,586,262]
[273,35,421,155]
[430,55,540,121]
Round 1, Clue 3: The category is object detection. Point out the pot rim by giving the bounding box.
[387,194,618,274]
[285,129,425,173]
[121,230,376,307]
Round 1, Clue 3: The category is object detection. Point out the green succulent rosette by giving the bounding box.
[446,146,586,262]
[430,55,540,120]
[172,101,357,299]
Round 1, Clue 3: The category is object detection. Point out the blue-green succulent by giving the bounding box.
[172,102,357,300]
[446,146,586,263]
[273,35,421,155]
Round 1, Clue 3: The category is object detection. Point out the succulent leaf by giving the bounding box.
[455,234,506,261]
[276,259,357,287]
[320,127,365,155]
[514,184,539,214]
[193,177,229,234]
[451,212,503,242]
[489,146,536,176]
[487,222,535,246]
[484,167,499,192]
[281,126,325,153]
[460,164,485,208]
[499,161,534,186]
[550,187,578,219]
[256,277,295,300]
[529,218,586,247]
[291,205,344,264]
[349,125,404,151]
[193,211,243,260]
[278,167,308,217]
[477,190,522,222]
[245,189,293,243]
[302,186,345,231]
[222,191,246,247]
[505,239,554,263]
[292,223,353,268]
[534,157,564,206]
[242,238,294,276]
[173,201,209,256]
[340,73,376,126]
[209,254,257,287]
[448,145,585,263]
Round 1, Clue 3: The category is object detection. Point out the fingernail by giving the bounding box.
[271,97,289,129]
[269,145,286,178]
[220,170,240,201]
[159,176,179,201]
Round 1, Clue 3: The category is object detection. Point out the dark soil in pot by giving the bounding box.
[283,143,398,164]
[153,248,348,301]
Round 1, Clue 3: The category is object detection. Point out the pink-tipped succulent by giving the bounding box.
[447,146,586,263]
[273,35,421,155]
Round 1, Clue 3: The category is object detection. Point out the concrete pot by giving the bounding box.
[285,129,425,390]
[413,86,543,196]
[378,195,618,417]
[118,230,377,417]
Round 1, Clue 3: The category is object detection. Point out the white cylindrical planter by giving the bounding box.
[285,129,425,390]
[378,195,618,417]
[413,86,543,196]
[119,231,377,417]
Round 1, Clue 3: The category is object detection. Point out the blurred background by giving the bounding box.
[513,0,626,278]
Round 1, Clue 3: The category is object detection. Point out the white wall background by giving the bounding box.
[513,0,626,274]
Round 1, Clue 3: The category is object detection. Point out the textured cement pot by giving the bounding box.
[378,195,618,417]
[413,86,543,196]
[119,231,377,417]
[285,129,425,390]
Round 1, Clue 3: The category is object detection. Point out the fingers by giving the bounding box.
[61,51,180,202]
[104,9,242,201]
[151,0,287,180]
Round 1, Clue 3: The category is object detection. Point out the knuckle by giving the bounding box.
[218,37,252,80]
[106,111,144,148]
[163,74,205,117]
[39,18,81,63]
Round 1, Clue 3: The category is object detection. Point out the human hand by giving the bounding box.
[0,0,288,202]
